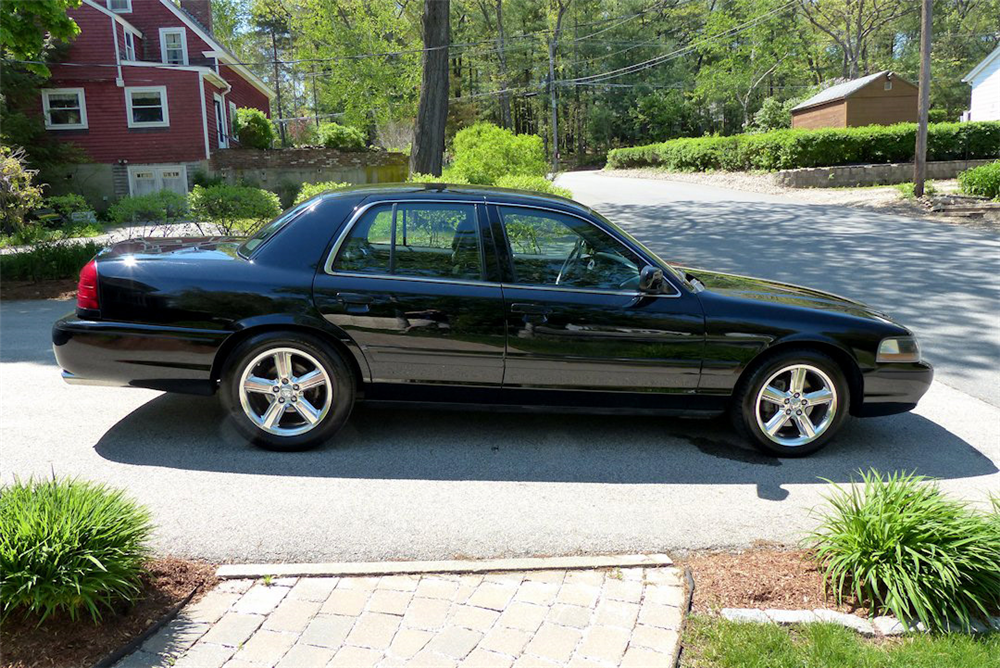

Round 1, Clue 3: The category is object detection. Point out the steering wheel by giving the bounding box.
[555,238,585,285]
[559,245,639,290]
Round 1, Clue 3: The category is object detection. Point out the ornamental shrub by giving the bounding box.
[450,122,546,185]
[108,190,189,225]
[317,122,367,151]
[188,183,282,235]
[46,194,91,219]
[0,477,153,622]
[407,171,470,185]
[294,180,349,205]
[0,146,44,236]
[958,160,1000,200]
[494,174,573,199]
[233,108,276,150]
[606,121,1000,172]
[808,469,1000,631]
[0,241,103,281]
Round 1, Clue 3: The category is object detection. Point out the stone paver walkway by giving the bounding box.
[116,563,687,668]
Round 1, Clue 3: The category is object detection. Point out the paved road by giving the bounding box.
[2,175,998,563]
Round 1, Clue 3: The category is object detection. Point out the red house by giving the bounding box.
[40,0,274,202]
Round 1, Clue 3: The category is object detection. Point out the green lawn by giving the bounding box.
[682,615,1000,668]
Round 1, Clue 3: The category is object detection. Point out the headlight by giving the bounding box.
[877,336,921,363]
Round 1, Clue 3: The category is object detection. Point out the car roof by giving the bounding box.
[313,182,594,217]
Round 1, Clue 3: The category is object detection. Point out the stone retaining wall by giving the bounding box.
[774,159,995,188]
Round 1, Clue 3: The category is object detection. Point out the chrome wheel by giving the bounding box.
[754,363,837,447]
[238,347,333,436]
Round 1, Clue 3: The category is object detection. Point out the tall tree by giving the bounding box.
[800,0,910,79]
[476,0,512,128]
[0,0,80,76]
[251,0,292,145]
[411,0,451,176]
[547,0,571,171]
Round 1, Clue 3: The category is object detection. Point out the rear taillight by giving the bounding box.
[77,259,99,310]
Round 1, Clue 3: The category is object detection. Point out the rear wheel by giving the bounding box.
[221,332,355,451]
[731,349,850,457]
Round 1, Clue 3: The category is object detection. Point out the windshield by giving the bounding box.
[237,201,314,257]
[589,209,696,291]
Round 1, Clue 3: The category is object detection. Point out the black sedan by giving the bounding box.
[53,184,932,456]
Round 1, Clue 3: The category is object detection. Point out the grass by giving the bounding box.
[683,615,1000,668]
[896,181,938,199]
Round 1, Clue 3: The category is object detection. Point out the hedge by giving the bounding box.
[606,122,1000,172]
[958,160,1000,200]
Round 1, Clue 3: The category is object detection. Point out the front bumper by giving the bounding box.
[855,360,934,417]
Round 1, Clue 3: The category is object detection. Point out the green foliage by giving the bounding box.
[607,122,1000,172]
[407,171,470,185]
[108,190,189,226]
[682,614,1000,668]
[958,160,1000,200]
[233,108,276,150]
[45,193,90,218]
[750,97,794,133]
[294,180,349,204]
[0,240,101,281]
[449,123,547,185]
[189,184,282,235]
[0,477,152,622]
[896,182,937,199]
[494,175,572,199]
[0,0,81,76]
[317,122,367,151]
[0,146,45,236]
[808,470,1000,631]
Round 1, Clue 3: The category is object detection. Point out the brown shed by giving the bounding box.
[791,71,918,129]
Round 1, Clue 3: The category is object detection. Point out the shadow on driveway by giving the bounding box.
[95,393,996,500]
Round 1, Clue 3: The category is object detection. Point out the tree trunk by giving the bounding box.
[411,0,450,177]
[271,32,286,146]
[495,0,511,129]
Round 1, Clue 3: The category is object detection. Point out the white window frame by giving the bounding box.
[214,93,228,148]
[41,87,88,130]
[125,85,170,128]
[159,28,188,65]
[127,164,189,196]
[123,31,136,61]
[107,0,132,13]
[228,100,238,141]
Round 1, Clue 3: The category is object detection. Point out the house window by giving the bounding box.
[126,86,170,128]
[884,81,893,90]
[228,100,238,142]
[107,0,131,12]
[41,88,88,130]
[123,32,135,61]
[214,94,228,147]
[160,28,188,65]
[128,165,189,197]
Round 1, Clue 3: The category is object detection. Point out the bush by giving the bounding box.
[0,240,102,281]
[188,183,281,235]
[317,122,367,151]
[896,181,937,199]
[293,180,349,205]
[0,477,153,622]
[107,190,189,226]
[606,121,1000,172]
[407,171,470,185]
[450,122,547,185]
[1,145,44,236]
[958,160,1000,200]
[45,194,91,219]
[494,175,573,199]
[809,469,1000,631]
[233,108,276,150]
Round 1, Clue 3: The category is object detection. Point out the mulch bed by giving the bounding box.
[1,558,217,668]
[679,545,869,617]
[0,280,77,302]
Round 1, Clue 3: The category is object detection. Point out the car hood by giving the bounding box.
[683,268,894,322]
[99,237,243,262]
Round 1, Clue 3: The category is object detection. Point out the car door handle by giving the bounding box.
[510,303,552,315]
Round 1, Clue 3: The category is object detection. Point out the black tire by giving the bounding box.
[730,348,851,458]
[220,332,355,451]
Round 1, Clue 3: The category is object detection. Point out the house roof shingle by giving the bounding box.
[791,71,891,113]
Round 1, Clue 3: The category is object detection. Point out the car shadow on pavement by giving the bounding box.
[95,394,997,500]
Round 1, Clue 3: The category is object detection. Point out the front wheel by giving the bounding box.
[731,349,850,457]
[220,332,355,451]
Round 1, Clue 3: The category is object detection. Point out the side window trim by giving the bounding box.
[491,202,682,298]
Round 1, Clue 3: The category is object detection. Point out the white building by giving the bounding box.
[962,45,1000,121]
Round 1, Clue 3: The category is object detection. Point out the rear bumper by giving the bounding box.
[855,361,934,417]
[53,314,225,395]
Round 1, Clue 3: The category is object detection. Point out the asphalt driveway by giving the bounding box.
[2,174,997,563]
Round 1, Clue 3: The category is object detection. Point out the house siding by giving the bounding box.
[791,101,847,129]
[223,65,270,115]
[969,57,1000,121]
[845,78,918,126]
[123,0,214,67]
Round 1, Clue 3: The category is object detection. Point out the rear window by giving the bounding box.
[237,201,313,257]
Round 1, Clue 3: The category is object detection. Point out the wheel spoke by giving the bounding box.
[295,369,326,392]
[260,398,285,429]
[292,398,321,424]
[273,351,293,381]
[789,367,808,394]
[804,387,834,405]
[764,411,789,436]
[792,412,816,438]
[760,385,789,406]
[243,375,275,394]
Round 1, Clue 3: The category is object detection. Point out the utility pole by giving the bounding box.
[271,32,286,146]
[311,65,319,128]
[548,37,559,174]
[913,0,932,197]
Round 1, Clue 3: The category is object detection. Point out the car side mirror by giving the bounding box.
[639,265,664,293]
